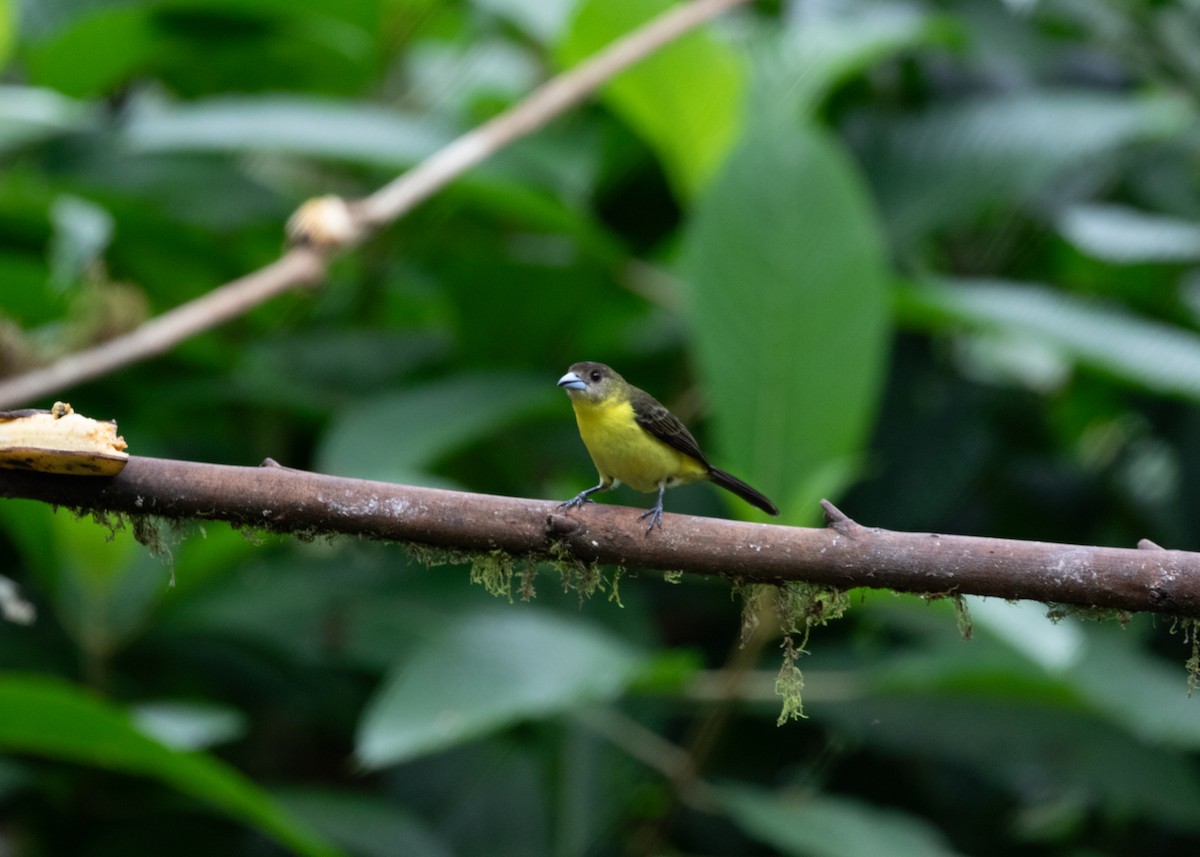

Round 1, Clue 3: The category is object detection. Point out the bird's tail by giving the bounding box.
[708,467,780,516]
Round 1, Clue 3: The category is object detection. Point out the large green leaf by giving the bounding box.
[0,675,341,857]
[903,279,1200,400]
[356,608,642,768]
[558,0,744,199]
[721,786,964,857]
[683,116,891,522]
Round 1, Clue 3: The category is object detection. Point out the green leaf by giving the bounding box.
[48,194,114,289]
[275,789,453,857]
[21,4,156,97]
[1058,203,1200,264]
[315,373,554,485]
[816,611,1200,834]
[46,506,169,659]
[558,0,744,198]
[0,252,63,328]
[131,700,247,751]
[0,675,342,857]
[475,0,576,43]
[965,597,1086,672]
[21,0,385,41]
[0,85,92,152]
[123,96,455,167]
[1064,624,1200,750]
[0,0,14,77]
[859,91,1194,250]
[814,693,1200,833]
[683,116,891,522]
[0,502,168,663]
[721,786,965,857]
[356,609,642,768]
[22,1,382,98]
[903,279,1200,400]
[0,500,58,579]
[776,5,950,116]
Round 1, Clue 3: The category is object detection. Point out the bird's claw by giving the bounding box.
[559,495,595,511]
[638,505,663,532]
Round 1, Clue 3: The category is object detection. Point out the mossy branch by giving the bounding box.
[3,455,1200,619]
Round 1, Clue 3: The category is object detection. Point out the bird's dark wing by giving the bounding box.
[629,388,709,467]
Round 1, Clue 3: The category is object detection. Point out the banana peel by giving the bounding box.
[0,402,128,475]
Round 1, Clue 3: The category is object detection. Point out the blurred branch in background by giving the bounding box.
[0,249,326,409]
[2,455,1199,619]
[0,0,751,410]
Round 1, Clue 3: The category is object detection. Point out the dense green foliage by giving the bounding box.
[4,0,1200,854]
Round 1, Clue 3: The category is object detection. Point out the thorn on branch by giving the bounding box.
[1138,538,1165,550]
[259,458,304,473]
[820,499,861,537]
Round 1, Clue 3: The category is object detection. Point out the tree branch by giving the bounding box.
[0,249,328,409]
[357,0,750,226]
[0,0,752,410]
[3,456,1199,618]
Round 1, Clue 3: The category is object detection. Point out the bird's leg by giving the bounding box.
[638,480,667,532]
[560,481,609,510]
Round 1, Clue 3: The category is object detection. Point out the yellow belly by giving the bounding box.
[571,397,707,493]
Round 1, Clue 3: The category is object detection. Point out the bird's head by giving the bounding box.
[557,362,624,404]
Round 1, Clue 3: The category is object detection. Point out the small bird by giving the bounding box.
[557,361,779,530]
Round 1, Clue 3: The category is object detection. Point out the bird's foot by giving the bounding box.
[560,493,595,511]
[638,504,663,532]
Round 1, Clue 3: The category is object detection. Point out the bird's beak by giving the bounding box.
[557,371,587,391]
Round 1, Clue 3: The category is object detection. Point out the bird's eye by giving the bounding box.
[590,370,602,382]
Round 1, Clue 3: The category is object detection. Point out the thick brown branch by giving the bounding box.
[2,456,1199,618]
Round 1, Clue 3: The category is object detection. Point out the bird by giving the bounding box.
[557,361,779,530]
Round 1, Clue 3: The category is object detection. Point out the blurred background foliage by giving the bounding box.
[3,0,1200,854]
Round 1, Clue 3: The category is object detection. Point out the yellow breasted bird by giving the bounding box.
[557,361,779,530]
